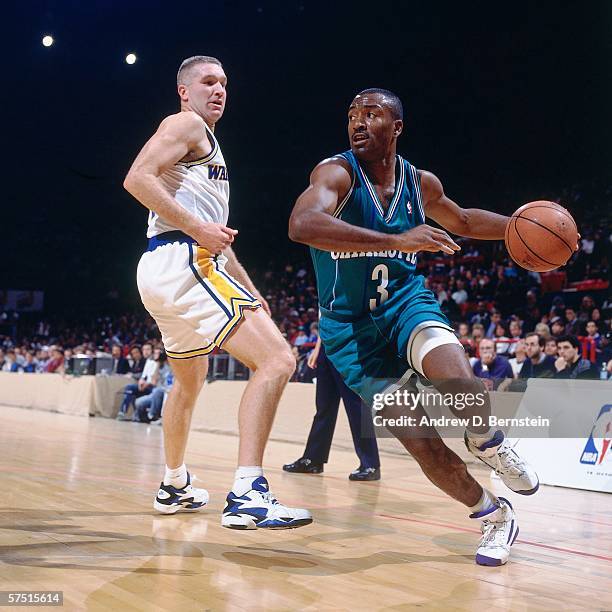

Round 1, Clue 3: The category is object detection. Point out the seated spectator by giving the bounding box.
[451,279,468,305]
[0,348,5,370]
[506,319,523,355]
[553,335,598,380]
[456,322,471,348]
[434,282,448,305]
[36,347,50,372]
[14,347,26,368]
[293,325,317,355]
[485,310,502,339]
[508,339,527,377]
[22,351,37,373]
[534,322,550,338]
[494,323,510,355]
[473,338,513,390]
[519,333,556,379]
[597,330,612,367]
[549,296,566,320]
[471,323,485,352]
[45,347,65,374]
[550,317,565,339]
[128,344,148,379]
[564,308,580,336]
[584,321,601,348]
[578,295,595,324]
[469,301,490,328]
[3,350,20,372]
[544,337,558,358]
[111,343,130,375]
[134,352,172,423]
[116,343,159,420]
[591,308,602,325]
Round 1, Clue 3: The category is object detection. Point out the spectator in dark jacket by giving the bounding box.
[473,338,513,389]
[469,301,491,329]
[111,344,130,375]
[22,351,37,373]
[550,317,565,339]
[564,308,580,336]
[129,345,146,379]
[519,333,556,379]
[554,335,597,380]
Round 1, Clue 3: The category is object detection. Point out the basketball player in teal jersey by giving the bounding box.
[290,89,539,566]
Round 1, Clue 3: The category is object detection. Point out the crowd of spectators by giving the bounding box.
[1,187,610,391]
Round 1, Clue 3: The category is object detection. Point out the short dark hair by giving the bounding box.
[525,332,545,347]
[357,88,403,120]
[557,335,580,349]
[177,55,223,87]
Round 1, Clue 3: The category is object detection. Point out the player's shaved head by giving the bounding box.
[356,88,403,120]
[177,55,223,87]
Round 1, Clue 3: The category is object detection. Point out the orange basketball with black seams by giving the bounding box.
[504,200,578,272]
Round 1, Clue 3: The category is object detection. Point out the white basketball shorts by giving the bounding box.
[137,232,260,359]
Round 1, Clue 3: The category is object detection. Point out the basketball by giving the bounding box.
[504,200,578,272]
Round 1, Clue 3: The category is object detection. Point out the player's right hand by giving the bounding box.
[192,222,238,254]
[395,224,460,255]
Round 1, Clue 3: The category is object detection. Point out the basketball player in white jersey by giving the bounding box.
[124,55,312,529]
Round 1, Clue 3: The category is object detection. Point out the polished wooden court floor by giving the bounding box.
[1,404,611,611]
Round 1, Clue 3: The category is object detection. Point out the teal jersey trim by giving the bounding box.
[310,150,426,319]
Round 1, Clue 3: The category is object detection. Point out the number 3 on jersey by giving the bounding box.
[369,263,389,311]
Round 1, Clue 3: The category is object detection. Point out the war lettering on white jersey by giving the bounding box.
[147,124,230,238]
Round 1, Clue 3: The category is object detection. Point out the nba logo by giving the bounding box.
[580,404,612,465]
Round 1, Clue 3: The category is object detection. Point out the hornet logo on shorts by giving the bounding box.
[580,404,612,465]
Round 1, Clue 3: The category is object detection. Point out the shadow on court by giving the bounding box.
[0,508,474,577]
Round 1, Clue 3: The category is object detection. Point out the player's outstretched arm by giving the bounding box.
[289,159,459,254]
[420,170,509,240]
[123,112,236,254]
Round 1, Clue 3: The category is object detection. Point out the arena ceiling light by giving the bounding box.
[42,35,54,47]
[125,53,137,65]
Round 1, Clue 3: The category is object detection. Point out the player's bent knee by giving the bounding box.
[261,347,296,379]
[171,373,205,398]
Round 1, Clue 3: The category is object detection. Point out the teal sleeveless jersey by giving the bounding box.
[311,150,426,319]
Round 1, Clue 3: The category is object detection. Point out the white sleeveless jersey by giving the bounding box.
[147,124,229,237]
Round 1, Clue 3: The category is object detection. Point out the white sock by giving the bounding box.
[233,466,264,495]
[164,463,188,488]
[465,426,497,447]
[469,488,498,514]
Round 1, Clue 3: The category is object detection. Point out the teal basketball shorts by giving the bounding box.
[319,278,455,405]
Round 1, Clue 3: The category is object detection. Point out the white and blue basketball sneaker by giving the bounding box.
[471,496,519,566]
[153,472,209,515]
[465,430,539,495]
[221,476,313,530]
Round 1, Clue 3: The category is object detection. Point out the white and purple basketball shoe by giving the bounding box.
[222,476,313,530]
[465,430,539,495]
[471,496,519,566]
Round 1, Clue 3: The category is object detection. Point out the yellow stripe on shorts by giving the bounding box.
[166,344,215,359]
[195,247,261,346]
